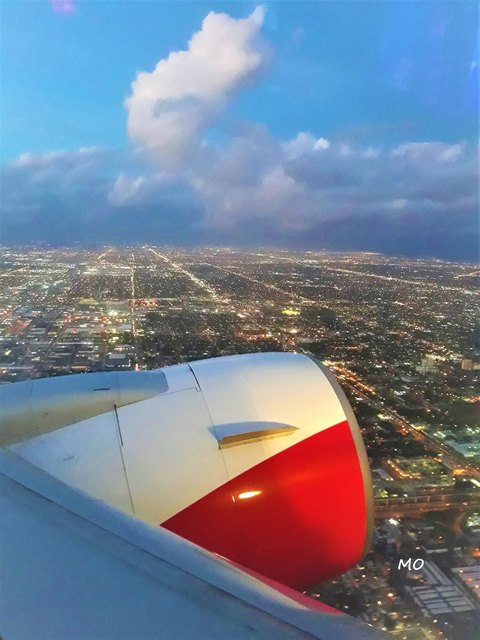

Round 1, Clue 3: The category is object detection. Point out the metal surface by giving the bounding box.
[3,353,376,597]
[215,422,299,448]
[0,448,386,640]
[0,369,168,445]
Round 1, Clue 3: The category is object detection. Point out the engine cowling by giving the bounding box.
[1,352,373,590]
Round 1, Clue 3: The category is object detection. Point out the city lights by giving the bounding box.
[1,245,478,638]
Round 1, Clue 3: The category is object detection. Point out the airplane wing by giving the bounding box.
[0,448,383,639]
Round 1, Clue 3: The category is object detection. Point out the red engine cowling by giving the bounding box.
[2,352,373,590]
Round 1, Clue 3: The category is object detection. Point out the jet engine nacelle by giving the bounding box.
[1,352,373,590]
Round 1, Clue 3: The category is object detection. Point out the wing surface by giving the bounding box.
[0,448,384,640]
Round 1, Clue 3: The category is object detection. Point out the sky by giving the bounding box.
[1,0,478,259]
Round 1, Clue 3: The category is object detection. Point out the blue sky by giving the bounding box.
[1,1,478,258]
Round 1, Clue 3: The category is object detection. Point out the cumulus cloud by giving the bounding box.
[108,174,146,206]
[391,141,466,162]
[126,6,268,168]
[282,132,330,159]
[14,147,101,169]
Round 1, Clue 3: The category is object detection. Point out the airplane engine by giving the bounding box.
[0,352,373,590]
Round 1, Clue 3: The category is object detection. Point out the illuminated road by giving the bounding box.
[374,492,479,519]
[198,261,312,304]
[130,252,143,371]
[98,248,113,262]
[147,248,227,304]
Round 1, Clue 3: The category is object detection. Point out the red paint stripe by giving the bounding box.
[162,420,367,590]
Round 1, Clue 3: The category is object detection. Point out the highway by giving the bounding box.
[129,252,143,371]
[374,492,479,519]
[147,248,226,304]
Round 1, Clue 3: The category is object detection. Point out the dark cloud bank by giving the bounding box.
[1,138,477,261]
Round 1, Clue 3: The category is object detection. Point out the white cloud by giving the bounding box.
[314,137,330,151]
[391,142,466,162]
[108,174,146,206]
[197,164,317,229]
[15,147,101,169]
[282,132,330,159]
[125,6,268,168]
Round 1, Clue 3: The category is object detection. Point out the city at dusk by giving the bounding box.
[1,245,479,638]
[0,2,478,639]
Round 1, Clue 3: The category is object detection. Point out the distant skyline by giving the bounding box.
[1,1,478,259]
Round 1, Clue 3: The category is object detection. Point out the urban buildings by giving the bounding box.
[0,245,478,639]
